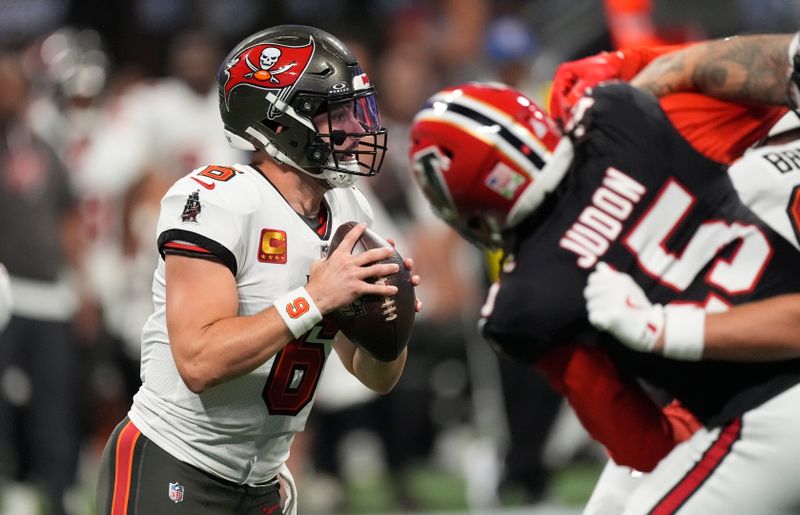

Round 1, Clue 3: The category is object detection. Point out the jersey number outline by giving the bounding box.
[787,184,800,245]
[197,165,237,182]
[480,175,774,322]
[624,178,773,296]
[261,320,337,416]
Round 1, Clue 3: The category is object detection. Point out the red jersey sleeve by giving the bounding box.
[660,94,786,164]
[534,343,681,472]
[620,45,787,164]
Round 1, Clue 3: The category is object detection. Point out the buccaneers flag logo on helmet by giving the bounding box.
[220,38,315,112]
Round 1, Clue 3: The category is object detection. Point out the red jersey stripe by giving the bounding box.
[649,417,742,515]
[163,241,212,254]
[110,421,142,515]
[316,209,329,237]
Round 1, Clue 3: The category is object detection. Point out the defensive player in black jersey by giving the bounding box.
[409,81,800,513]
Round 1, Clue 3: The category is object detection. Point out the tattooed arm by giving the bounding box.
[631,34,794,105]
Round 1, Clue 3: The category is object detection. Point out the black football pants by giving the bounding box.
[96,418,282,515]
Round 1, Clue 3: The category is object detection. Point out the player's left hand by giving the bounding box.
[583,262,664,353]
[549,51,626,127]
[387,238,422,313]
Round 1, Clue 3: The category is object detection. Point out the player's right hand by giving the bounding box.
[549,51,626,127]
[583,262,664,353]
[306,223,399,314]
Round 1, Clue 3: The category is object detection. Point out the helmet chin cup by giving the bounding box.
[323,170,359,188]
[323,160,360,188]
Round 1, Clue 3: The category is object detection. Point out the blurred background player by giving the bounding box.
[0,50,89,515]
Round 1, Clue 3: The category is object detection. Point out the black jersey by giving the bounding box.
[482,83,800,427]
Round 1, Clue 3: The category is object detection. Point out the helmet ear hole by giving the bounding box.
[260,117,286,134]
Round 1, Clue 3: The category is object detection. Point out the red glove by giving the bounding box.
[549,44,690,127]
[549,51,628,127]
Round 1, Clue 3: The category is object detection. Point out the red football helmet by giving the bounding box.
[409,82,562,248]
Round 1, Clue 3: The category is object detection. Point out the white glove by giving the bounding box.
[584,262,664,353]
[0,263,12,332]
[584,263,705,360]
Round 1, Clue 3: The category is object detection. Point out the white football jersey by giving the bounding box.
[128,163,374,485]
[729,138,800,249]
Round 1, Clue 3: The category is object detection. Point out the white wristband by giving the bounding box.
[274,287,322,338]
[662,305,705,361]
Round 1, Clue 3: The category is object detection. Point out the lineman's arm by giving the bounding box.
[695,295,800,361]
[549,44,688,124]
[550,42,787,164]
[585,263,800,362]
[534,343,698,472]
[631,34,794,104]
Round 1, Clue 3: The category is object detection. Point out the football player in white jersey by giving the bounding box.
[95,25,419,515]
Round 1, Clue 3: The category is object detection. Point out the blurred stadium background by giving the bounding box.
[1,1,799,514]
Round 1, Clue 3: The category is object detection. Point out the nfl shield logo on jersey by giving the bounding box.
[168,482,184,503]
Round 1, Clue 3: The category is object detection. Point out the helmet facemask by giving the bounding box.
[310,92,387,187]
[411,145,506,249]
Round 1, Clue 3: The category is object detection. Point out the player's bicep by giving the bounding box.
[165,254,239,363]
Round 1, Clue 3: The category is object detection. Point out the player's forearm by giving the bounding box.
[333,333,407,394]
[171,308,294,393]
[632,34,793,104]
[701,294,800,361]
[352,346,407,394]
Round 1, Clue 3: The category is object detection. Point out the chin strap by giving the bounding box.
[236,122,360,188]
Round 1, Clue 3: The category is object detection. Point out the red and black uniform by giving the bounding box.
[483,83,800,469]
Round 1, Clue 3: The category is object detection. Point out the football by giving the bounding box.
[328,222,416,362]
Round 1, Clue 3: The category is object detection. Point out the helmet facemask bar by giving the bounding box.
[312,92,387,181]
